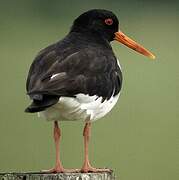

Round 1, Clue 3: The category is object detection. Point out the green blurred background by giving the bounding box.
[0,0,178,179]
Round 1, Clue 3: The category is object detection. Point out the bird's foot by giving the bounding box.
[42,162,66,173]
[81,162,111,173]
[42,165,65,173]
[42,167,81,173]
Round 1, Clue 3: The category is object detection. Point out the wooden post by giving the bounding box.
[0,172,115,180]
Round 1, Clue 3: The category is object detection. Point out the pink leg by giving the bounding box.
[42,121,80,173]
[43,121,65,173]
[81,122,111,173]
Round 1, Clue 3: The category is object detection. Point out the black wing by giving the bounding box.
[25,46,122,112]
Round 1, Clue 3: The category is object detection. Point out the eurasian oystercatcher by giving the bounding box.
[25,9,155,173]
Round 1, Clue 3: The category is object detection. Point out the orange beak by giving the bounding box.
[114,31,155,59]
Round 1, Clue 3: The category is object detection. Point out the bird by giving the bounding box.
[25,9,155,173]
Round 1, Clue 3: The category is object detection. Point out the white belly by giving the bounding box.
[38,93,120,122]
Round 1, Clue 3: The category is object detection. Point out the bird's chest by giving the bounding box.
[38,93,120,122]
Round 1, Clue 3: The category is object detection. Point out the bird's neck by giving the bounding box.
[67,30,112,49]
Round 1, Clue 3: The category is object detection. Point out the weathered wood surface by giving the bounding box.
[0,172,115,180]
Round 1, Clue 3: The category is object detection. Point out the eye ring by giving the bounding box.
[104,18,113,26]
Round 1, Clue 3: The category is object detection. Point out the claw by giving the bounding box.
[81,162,111,173]
[42,166,65,173]
[42,167,81,173]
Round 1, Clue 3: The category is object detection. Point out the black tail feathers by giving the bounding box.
[25,95,59,113]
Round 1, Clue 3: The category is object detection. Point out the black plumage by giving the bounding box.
[24,9,155,173]
[25,9,122,113]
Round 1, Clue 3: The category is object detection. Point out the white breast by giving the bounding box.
[38,93,120,122]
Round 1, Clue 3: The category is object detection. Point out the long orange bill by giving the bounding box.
[114,31,155,59]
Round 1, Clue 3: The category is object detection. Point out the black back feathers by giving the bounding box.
[25,9,122,113]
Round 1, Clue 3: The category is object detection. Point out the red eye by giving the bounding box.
[104,18,113,25]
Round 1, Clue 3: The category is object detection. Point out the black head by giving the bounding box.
[70,9,119,42]
[70,9,155,59]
